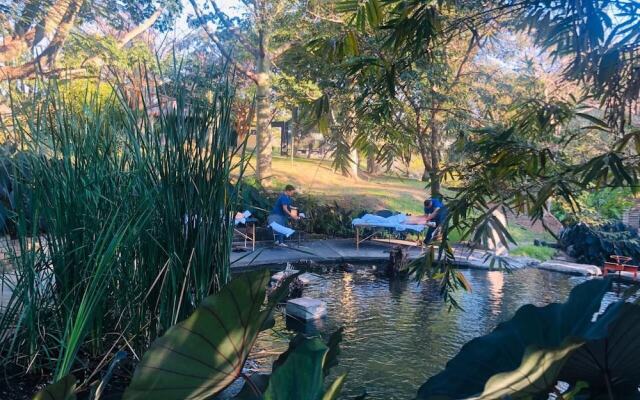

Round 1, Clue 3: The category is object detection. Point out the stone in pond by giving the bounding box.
[271,269,299,284]
[298,272,322,285]
[286,297,327,321]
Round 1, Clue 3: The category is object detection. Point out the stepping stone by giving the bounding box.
[298,272,322,285]
[538,260,601,276]
[271,269,299,284]
[286,297,327,321]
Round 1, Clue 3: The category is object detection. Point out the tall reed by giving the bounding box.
[0,65,246,382]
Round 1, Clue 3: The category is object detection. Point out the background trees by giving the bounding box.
[0,0,179,80]
[188,0,316,181]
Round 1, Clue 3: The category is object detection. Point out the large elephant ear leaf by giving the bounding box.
[32,375,77,400]
[478,342,585,399]
[559,302,640,397]
[263,336,330,400]
[416,278,613,400]
[123,270,272,400]
[235,328,345,400]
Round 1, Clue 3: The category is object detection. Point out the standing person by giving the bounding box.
[423,196,448,243]
[268,184,299,246]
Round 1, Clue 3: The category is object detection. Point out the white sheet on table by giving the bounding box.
[351,213,426,232]
[234,210,252,225]
[269,221,295,237]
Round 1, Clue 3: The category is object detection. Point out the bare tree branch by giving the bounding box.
[117,8,164,49]
[210,0,259,56]
[0,0,81,80]
[189,0,258,82]
[0,0,76,63]
[271,41,298,60]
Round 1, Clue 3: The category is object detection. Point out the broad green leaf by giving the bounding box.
[123,270,273,400]
[559,302,640,395]
[477,343,584,399]
[264,336,330,400]
[323,327,344,377]
[416,279,613,399]
[32,375,77,400]
[234,328,344,400]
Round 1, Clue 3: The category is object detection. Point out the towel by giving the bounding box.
[269,221,295,237]
[234,210,252,225]
[352,213,426,232]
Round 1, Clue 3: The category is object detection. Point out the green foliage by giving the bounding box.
[237,179,360,238]
[511,0,640,128]
[553,188,635,224]
[62,34,156,73]
[417,278,640,399]
[264,335,345,400]
[0,65,244,380]
[33,272,345,400]
[123,270,275,399]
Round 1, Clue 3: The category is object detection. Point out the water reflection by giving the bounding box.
[487,270,504,316]
[254,268,587,400]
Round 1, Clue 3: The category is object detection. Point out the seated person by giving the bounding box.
[267,184,299,246]
[424,197,448,242]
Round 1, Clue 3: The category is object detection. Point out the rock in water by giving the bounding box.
[286,297,327,320]
[387,246,408,277]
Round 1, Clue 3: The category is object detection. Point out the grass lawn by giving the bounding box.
[250,155,556,252]
[264,155,431,214]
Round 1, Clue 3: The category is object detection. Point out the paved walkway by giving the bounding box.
[1,239,607,309]
[231,239,601,276]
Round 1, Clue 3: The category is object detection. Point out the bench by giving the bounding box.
[602,262,638,279]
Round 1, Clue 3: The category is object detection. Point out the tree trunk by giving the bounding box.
[417,134,432,182]
[366,152,380,175]
[290,107,299,158]
[348,147,360,179]
[344,90,359,179]
[255,33,272,181]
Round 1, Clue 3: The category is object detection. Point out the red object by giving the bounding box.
[602,258,638,280]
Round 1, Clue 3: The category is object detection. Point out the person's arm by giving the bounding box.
[281,200,299,219]
[426,207,440,221]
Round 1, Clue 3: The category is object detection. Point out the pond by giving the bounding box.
[251,266,593,400]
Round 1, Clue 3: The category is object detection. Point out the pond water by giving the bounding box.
[252,267,593,400]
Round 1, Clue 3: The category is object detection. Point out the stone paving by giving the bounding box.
[231,238,603,276]
[0,239,610,309]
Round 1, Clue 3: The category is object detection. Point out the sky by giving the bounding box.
[172,0,242,39]
[216,0,241,14]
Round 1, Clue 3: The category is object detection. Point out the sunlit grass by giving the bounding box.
[511,245,556,261]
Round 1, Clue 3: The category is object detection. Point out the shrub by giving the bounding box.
[559,221,640,265]
[236,180,361,238]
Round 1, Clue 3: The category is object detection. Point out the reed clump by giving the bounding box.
[0,66,246,384]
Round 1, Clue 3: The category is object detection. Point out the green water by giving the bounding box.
[253,267,592,399]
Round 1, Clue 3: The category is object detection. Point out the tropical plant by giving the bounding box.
[417,278,640,400]
[31,270,345,400]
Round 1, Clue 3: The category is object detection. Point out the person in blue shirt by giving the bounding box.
[268,184,299,246]
[423,197,448,242]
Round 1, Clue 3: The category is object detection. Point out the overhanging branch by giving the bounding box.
[189,0,258,82]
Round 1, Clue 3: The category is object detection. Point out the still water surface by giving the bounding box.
[253,267,591,400]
